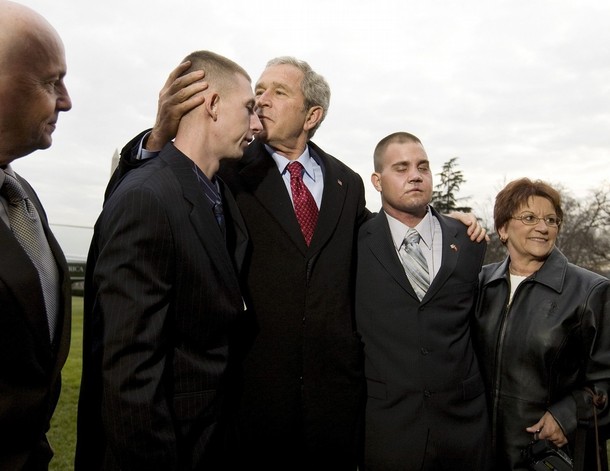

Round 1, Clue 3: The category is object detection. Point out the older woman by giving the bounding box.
[472,178,610,470]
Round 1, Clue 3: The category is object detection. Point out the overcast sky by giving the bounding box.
[12,0,610,259]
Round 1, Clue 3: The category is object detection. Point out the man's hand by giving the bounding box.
[146,60,208,151]
[447,211,489,243]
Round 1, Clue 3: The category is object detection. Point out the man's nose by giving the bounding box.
[251,113,263,133]
[408,170,423,182]
[256,90,270,108]
[58,84,72,112]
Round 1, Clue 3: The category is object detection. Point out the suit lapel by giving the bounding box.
[43,220,71,374]
[0,176,60,355]
[219,177,248,273]
[0,223,52,351]
[239,141,307,252]
[422,211,459,302]
[238,140,352,255]
[366,210,463,304]
[307,143,347,252]
[366,212,418,300]
[162,146,239,288]
[24,176,72,354]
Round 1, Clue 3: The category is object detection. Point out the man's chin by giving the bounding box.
[38,136,53,150]
[222,149,246,161]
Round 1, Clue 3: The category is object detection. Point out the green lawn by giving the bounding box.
[48,296,83,471]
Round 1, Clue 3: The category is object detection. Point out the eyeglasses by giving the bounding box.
[511,213,561,227]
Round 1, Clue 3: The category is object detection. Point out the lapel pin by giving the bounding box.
[450,244,458,252]
[337,179,343,186]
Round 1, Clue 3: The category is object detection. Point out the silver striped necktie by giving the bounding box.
[399,228,430,301]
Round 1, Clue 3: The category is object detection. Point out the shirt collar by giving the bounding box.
[266,144,318,182]
[0,164,16,188]
[192,163,221,205]
[385,207,434,251]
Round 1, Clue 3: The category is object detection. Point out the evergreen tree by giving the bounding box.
[431,157,472,213]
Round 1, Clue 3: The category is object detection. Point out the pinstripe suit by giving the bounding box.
[75,143,248,470]
[112,132,371,469]
[0,173,71,470]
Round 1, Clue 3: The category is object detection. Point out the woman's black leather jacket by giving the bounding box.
[472,247,610,469]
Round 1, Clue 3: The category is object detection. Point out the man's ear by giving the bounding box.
[303,106,323,132]
[371,172,382,193]
[205,93,220,121]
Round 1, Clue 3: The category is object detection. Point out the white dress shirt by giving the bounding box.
[385,207,443,281]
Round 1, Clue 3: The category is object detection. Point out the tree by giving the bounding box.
[431,157,472,213]
[555,184,610,275]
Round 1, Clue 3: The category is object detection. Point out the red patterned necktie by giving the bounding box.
[286,161,319,245]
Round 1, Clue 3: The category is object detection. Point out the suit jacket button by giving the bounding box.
[424,390,432,398]
[420,348,429,355]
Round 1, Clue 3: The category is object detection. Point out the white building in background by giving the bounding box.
[111,148,119,176]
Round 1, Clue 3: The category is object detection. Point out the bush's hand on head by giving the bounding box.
[147,60,208,151]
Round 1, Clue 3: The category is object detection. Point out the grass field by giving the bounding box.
[48,296,83,471]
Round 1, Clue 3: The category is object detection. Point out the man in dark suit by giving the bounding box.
[114,56,369,470]
[75,50,262,470]
[356,132,491,471]
[221,58,373,470]
[114,59,486,470]
[0,2,73,469]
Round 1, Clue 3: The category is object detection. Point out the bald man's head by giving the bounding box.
[0,2,58,65]
[0,1,71,163]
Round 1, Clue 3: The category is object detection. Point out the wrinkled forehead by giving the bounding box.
[256,63,303,90]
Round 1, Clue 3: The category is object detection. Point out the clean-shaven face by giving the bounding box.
[373,141,433,220]
[0,26,71,161]
[499,195,559,264]
[254,64,309,151]
[217,73,262,160]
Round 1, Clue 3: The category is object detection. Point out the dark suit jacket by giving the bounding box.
[75,144,248,470]
[112,132,371,469]
[0,174,71,471]
[355,209,491,471]
[219,139,370,469]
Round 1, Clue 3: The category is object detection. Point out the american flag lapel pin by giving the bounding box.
[450,244,458,252]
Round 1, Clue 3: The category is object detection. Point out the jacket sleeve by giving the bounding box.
[354,172,373,227]
[104,129,153,201]
[548,278,610,436]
